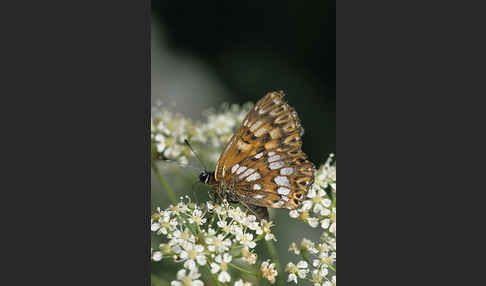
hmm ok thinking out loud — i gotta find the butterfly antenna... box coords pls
[184,139,208,171]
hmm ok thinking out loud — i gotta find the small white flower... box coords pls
[206,201,214,210]
[261,260,278,284]
[210,253,232,283]
[234,279,252,286]
[288,273,298,283]
[155,213,178,235]
[206,234,232,253]
[208,113,236,135]
[152,251,162,262]
[286,260,309,283]
[179,243,207,270]
[288,242,300,255]
[302,200,313,211]
[151,222,160,232]
[171,269,204,286]
[289,210,299,218]
[321,218,330,229]
[189,209,207,226]
[217,219,232,233]
[308,217,319,228]
[235,232,256,248]
[329,222,336,234]
[322,198,332,208]
[301,239,318,254]
[320,208,331,216]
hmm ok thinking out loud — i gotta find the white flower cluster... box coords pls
[151,197,277,285]
[285,155,336,286]
[286,235,336,286]
[151,102,253,164]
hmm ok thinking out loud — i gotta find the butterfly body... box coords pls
[201,91,315,219]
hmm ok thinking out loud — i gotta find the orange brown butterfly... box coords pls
[196,91,315,220]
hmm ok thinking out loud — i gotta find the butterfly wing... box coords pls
[214,91,315,209]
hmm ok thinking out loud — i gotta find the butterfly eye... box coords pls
[199,172,210,184]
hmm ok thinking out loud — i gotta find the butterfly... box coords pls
[199,91,315,220]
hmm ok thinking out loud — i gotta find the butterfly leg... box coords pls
[209,189,235,205]
[239,200,269,221]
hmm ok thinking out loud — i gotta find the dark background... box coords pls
[152,0,336,165]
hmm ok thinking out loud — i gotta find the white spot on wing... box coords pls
[246,172,261,182]
[268,151,275,156]
[281,196,289,201]
[254,152,264,159]
[231,164,240,174]
[280,167,294,175]
[239,168,255,180]
[236,166,247,175]
[253,184,262,190]
[277,187,290,195]
[254,194,265,199]
[268,155,280,162]
[269,161,284,170]
[274,176,290,187]
[250,120,263,132]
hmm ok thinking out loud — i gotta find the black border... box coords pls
[338,0,486,284]
[4,0,151,284]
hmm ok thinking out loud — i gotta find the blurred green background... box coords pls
[151,1,335,284]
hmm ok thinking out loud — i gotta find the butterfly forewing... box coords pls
[214,91,315,209]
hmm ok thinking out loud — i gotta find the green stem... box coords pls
[265,239,284,286]
[205,264,223,286]
[151,162,177,204]
[301,250,312,266]
[331,191,336,208]
[229,263,258,276]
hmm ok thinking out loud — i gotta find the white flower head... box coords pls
[171,269,203,286]
[189,209,207,226]
[152,251,162,262]
[286,260,309,283]
[210,253,232,283]
[234,279,252,286]
[206,234,232,253]
[179,243,207,270]
[235,232,256,249]
[261,260,278,284]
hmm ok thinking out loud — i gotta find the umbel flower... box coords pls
[151,197,278,285]
[260,260,278,284]
[171,269,204,286]
[151,102,336,285]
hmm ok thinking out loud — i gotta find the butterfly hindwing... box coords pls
[214,91,315,209]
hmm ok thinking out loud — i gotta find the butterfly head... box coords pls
[199,171,210,184]
[199,170,216,185]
